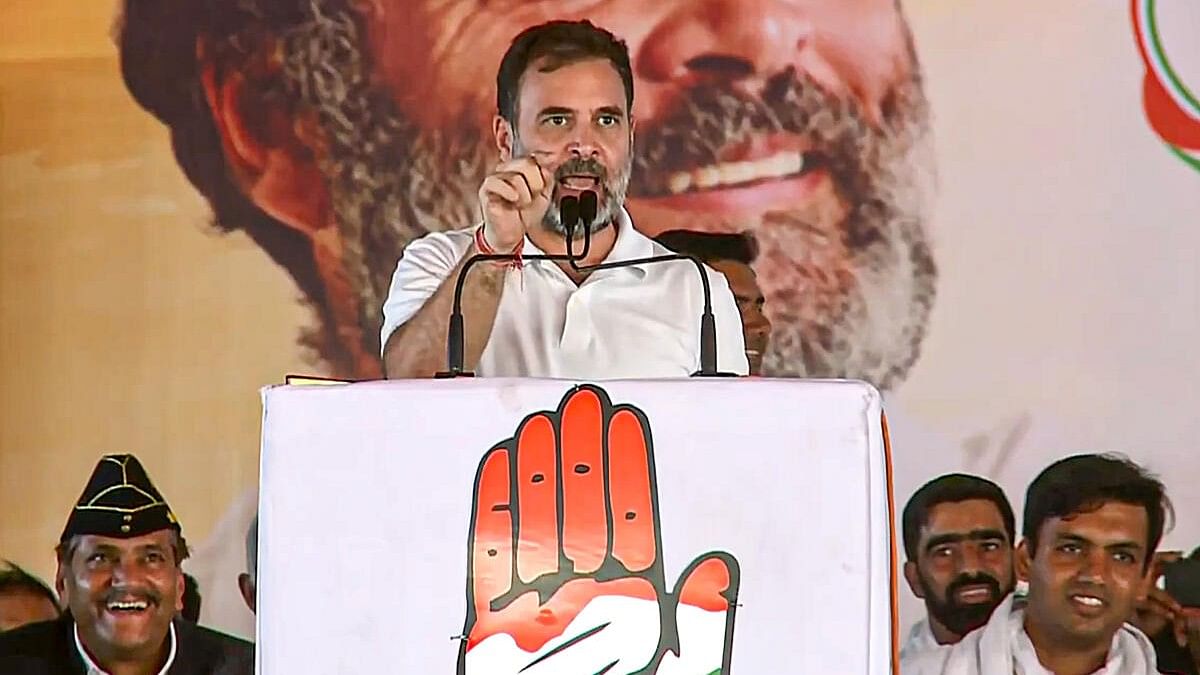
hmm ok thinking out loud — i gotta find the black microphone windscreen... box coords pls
[560,195,580,234]
[580,190,598,226]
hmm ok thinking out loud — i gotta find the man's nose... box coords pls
[567,131,601,161]
[109,556,151,587]
[954,544,986,576]
[636,0,812,89]
[1076,550,1110,583]
[110,558,137,585]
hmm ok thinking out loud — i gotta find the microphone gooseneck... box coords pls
[438,195,588,378]
[438,189,727,378]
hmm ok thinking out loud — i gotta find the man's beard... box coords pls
[919,571,1009,638]
[278,2,935,388]
[535,155,633,237]
[632,68,936,387]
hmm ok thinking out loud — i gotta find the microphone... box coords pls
[437,191,731,378]
[438,195,589,378]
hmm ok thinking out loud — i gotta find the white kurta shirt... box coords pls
[74,621,177,675]
[380,208,749,379]
[901,617,941,663]
[901,596,1159,675]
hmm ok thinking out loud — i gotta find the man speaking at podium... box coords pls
[380,21,747,379]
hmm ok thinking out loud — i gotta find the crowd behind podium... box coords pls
[899,455,1200,675]
[2,451,1197,674]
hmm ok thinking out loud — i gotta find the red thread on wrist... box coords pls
[475,225,523,269]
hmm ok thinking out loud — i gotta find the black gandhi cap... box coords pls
[59,454,181,542]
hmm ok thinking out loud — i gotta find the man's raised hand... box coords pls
[479,157,554,251]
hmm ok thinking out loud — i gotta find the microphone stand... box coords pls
[436,191,733,378]
[562,192,728,377]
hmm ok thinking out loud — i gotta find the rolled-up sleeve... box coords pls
[379,229,473,354]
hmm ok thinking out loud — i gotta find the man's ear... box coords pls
[197,37,331,237]
[238,573,257,613]
[494,114,514,162]
[174,571,186,613]
[903,561,925,599]
[55,562,68,603]
[1137,551,1160,603]
[1016,539,1032,583]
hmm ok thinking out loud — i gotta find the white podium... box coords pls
[258,378,898,673]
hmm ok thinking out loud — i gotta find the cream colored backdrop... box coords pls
[0,0,308,637]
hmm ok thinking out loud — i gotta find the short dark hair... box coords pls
[181,574,202,622]
[902,473,1016,562]
[0,561,60,615]
[654,231,760,266]
[496,20,634,125]
[1023,454,1172,571]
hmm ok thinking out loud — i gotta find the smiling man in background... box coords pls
[120,0,935,387]
[905,454,1171,675]
[0,455,252,674]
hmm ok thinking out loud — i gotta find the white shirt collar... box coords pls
[522,207,654,277]
[74,620,177,675]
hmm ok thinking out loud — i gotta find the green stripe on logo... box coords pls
[1147,0,1200,116]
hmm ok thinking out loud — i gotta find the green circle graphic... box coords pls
[1147,0,1200,116]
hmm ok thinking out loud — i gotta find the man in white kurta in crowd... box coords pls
[380,20,746,379]
[901,474,1017,662]
[904,454,1169,675]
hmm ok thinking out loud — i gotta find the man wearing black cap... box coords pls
[0,454,253,674]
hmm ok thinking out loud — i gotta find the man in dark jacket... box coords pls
[0,454,253,674]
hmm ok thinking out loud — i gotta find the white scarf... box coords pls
[902,618,942,663]
[902,596,1159,675]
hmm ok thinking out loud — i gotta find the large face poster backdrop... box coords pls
[1,0,1198,642]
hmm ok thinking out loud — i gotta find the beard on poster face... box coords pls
[277,9,934,388]
[920,571,1009,637]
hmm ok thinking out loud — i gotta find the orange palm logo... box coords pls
[459,385,740,674]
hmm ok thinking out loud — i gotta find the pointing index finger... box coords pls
[538,164,554,198]
[497,157,547,201]
[527,152,556,197]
